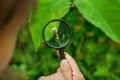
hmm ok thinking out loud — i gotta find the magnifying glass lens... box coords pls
[44,21,71,48]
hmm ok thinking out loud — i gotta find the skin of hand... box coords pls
[39,52,85,80]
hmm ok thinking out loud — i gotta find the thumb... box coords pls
[60,59,72,80]
[64,52,85,80]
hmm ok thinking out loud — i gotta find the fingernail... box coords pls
[61,59,68,66]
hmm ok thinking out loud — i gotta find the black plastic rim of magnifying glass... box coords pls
[42,19,72,49]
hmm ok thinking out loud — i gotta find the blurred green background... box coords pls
[10,7,120,80]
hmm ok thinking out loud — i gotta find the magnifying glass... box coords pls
[42,19,72,60]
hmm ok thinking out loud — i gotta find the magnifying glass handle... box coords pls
[59,48,65,60]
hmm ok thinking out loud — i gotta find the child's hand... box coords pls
[39,52,85,80]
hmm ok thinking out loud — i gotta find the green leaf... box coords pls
[29,0,71,51]
[74,0,120,44]
[94,65,109,76]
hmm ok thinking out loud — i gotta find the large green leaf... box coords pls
[74,0,120,44]
[29,0,71,51]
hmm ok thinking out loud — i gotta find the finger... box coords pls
[38,67,64,80]
[38,75,56,80]
[38,73,65,80]
[56,51,85,80]
[38,76,46,80]
[60,59,72,80]
[57,67,61,72]
[56,51,80,74]
[64,52,85,80]
[65,52,80,73]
